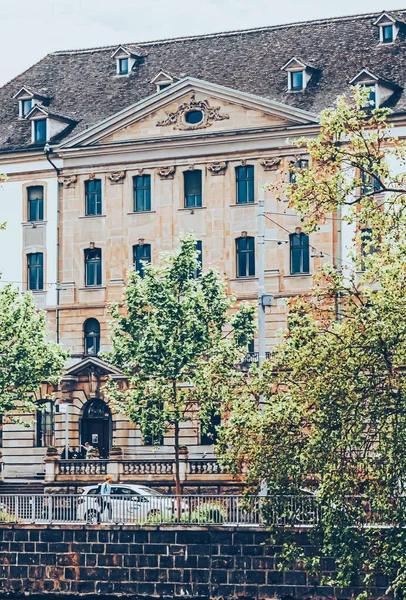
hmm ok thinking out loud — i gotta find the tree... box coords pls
[0,285,67,415]
[218,89,406,596]
[105,234,255,497]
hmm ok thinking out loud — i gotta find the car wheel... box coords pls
[85,509,100,524]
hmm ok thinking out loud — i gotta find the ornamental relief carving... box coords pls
[156,95,229,130]
[58,175,77,188]
[207,161,228,176]
[156,166,176,179]
[107,171,126,184]
[260,157,282,171]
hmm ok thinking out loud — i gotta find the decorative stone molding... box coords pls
[260,157,282,171]
[156,166,176,179]
[107,171,126,184]
[207,161,228,176]
[88,173,96,180]
[157,95,229,130]
[58,175,77,188]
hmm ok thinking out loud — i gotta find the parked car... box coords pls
[77,484,187,523]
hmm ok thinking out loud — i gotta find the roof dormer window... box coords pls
[150,71,177,92]
[118,57,129,75]
[25,104,76,145]
[373,13,400,45]
[111,45,144,76]
[382,24,394,43]
[281,57,317,92]
[21,99,33,117]
[13,87,46,119]
[350,69,400,109]
[290,71,304,91]
[33,119,47,144]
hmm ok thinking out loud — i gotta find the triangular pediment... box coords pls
[59,78,318,149]
[64,356,126,379]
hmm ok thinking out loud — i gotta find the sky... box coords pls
[0,0,397,86]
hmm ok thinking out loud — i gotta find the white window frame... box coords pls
[31,118,48,144]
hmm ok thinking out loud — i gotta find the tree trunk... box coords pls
[172,382,182,520]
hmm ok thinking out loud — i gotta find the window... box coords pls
[236,166,255,204]
[194,240,202,278]
[361,228,377,270]
[361,171,381,195]
[21,99,33,117]
[133,243,151,278]
[236,236,255,278]
[27,252,44,291]
[289,159,309,184]
[33,119,46,143]
[200,412,221,445]
[36,401,54,448]
[133,175,151,212]
[84,318,100,355]
[27,186,44,222]
[290,71,304,90]
[382,24,394,43]
[184,170,202,208]
[363,85,377,109]
[185,110,204,125]
[143,431,164,446]
[85,248,102,286]
[85,179,102,216]
[290,232,310,274]
[158,83,171,91]
[118,57,129,74]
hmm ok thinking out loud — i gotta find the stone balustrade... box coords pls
[45,457,231,485]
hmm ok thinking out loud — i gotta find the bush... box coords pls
[188,502,226,524]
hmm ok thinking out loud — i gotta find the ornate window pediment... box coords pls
[157,95,229,130]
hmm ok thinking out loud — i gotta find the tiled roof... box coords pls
[1,9,406,153]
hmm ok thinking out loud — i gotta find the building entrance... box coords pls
[80,399,112,458]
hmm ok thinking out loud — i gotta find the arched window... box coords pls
[236,236,255,277]
[84,318,100,355]
[290,231,310,274]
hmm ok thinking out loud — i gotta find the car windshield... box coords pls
[136,487,163,496]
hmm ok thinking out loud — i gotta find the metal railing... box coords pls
[0,494,322,527]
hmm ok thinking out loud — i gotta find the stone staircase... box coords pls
[0,480,45,495]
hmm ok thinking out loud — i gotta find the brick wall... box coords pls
[0,525,389,599]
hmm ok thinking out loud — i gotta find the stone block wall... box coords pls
[0,525,389,599]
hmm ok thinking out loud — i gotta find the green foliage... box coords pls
[105,234,255,492]
[219,89,406,597]
[0,285,67,415]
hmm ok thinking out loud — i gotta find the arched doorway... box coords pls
[80,399,112,458]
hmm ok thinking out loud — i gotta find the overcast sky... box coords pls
[0,0,394,86]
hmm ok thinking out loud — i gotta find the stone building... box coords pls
[0,10,405,484]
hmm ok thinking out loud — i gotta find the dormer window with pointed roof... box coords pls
[150,71,177,92]
[13,87,47,118]
[281,58,317,92]
[373,12,401,44]
[111,45,146,76]
[350,69,400,108]
[25,105,76,145]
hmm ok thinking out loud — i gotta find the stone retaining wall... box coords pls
[0,525,389,599]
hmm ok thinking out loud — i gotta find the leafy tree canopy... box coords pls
[0,285,68,415]
[105,234,255,494]
[218,89,406,596]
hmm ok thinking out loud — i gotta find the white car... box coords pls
[77,484,187,523]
